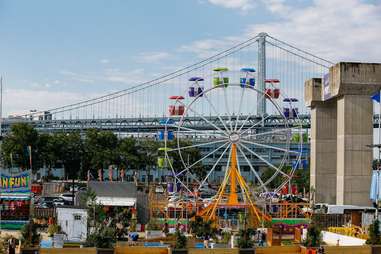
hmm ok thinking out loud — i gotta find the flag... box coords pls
[372,92,380,102]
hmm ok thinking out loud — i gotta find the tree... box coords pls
[237,228,255,248]
[174,229,187,249]
[190,216,214,239]
[303,222,322,248]
[367,219,381,245]
[1,123,39,171]
[20,220,40,247]
[84,129,118,177]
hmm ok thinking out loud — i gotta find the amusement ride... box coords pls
[156,66,305,229]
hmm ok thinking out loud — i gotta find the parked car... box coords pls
[60,193,75,202]
[36,197,66,208]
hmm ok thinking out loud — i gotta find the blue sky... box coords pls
[1,0,381,115]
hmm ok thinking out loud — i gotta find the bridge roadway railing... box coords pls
[2,114,381,134]
[2,114,311,134]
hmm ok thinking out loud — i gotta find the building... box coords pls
[56,207,87,242]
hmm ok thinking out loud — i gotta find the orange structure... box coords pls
[197,144,271,227]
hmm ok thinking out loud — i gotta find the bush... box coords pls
[237,229,255,249]
[47,224,61,237]
[303,222,322,248]
[174,229,187,249]
[85,224,115,248]
[367,219,381,245]
[20,220,41,247]
[190,216,215,239]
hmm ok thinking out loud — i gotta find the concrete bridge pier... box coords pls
[305,62,381,206]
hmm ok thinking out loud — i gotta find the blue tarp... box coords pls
[370,170,381,201]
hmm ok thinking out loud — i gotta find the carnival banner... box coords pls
[0,171,31,193]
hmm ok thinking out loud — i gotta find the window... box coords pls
[74,214,82,220]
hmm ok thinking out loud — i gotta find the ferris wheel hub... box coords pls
[228,133,240,143]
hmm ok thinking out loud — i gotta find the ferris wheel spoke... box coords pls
[241,128,291,139]
[197,144,231,191]
[240,139,299,154]
[177,100,229,136]
[169,124,225,138]
[236,145,269,193]
[234,87,245,132]
[237,92,266,133]
[239,143,289,178]
[223,86,233,131]
[167,139,228,153]
[238,114,272,136]
[165,153,195,193]
[175,141,229,177]
[197,87,231,134]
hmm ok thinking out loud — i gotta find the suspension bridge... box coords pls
[1,33,334,135]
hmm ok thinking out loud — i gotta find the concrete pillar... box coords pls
[329,62,381,206]
[336,95,373,205]
[305,78,337,204]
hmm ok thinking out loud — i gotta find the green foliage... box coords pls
[237,229,255,249]
[85,224,116,248]
[303,222,322,247]
[1,125,207,180]
[190,216,215,239]
[367,219,381,245]
[47,224,61,237]
[146,218,161,230]
[174,229,187,249]
[1,123,39,171]
[166,140,205,178]
[20,220,40,247]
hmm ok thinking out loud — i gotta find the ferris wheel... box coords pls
[162,67,304,203]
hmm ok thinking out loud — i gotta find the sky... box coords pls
[1,0,381,115]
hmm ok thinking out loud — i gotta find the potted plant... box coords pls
[172,229,188,254]
[20,220,41,254]
[237,228,256,254]
[301,222,322,254]
[366,219,381,253]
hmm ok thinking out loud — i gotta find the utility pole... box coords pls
[257,33,267,116]
[0,76,2,139]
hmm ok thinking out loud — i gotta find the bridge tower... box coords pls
[305,62,381,206]
[257,32,267,116]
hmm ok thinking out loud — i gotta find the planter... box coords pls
[239,248,255,254]
[373,245,381,254]
[300,246,317,254]
[97,248,114,254]
[172,249,188,254]
[20,248,39,254]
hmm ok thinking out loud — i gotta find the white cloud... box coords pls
[3,88,98,116]
[136,51,171,63]
[206,0,255,11]
[60,68,149,85]
[179,36,240,58]
[190,0,381,63]
[246,0,381,62]
[100,59,110,64]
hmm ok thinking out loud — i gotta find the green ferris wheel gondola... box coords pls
[213,67,229,87]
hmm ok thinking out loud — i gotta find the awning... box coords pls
[0,193,31,200]
[95,196,136,207]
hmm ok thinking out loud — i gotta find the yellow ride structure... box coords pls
[197,144,271,227]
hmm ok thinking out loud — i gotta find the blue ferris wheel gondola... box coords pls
[240,67,256,88]
[157,130,174,141]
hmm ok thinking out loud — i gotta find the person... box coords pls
[204,234,209,248]
[8,237,16,254]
